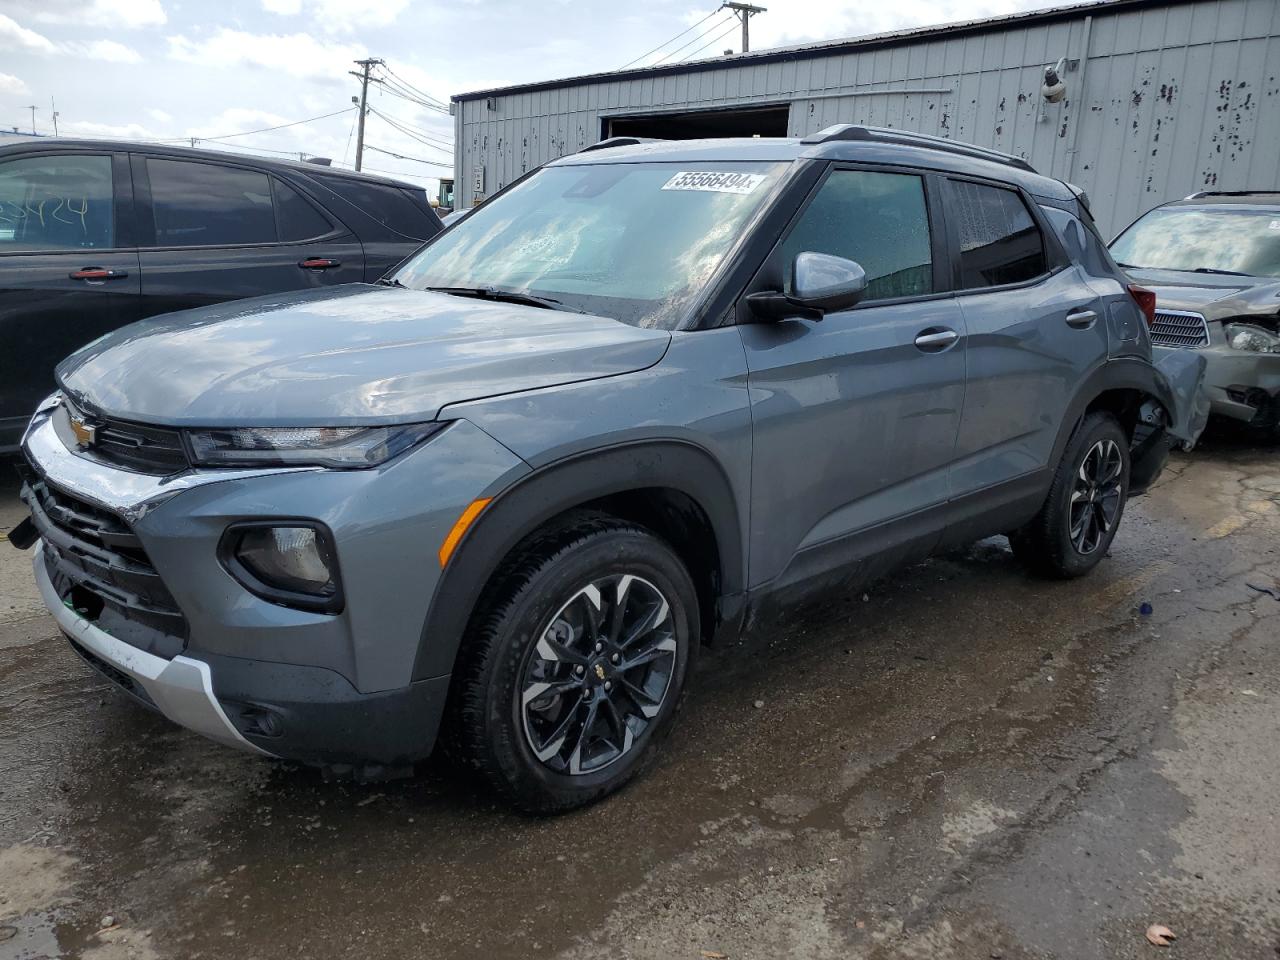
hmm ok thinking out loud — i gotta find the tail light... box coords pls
[1128,284,1156,327]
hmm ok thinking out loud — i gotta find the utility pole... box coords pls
[26,104,37,135]
[50,97,59,137]
[720,3,766,53]
[349,57,383,172]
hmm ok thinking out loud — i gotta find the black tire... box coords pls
[444,512,698,813]
[1010,412,1130,579]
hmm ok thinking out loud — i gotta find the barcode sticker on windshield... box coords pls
[662,171,768,195]
[1270,220,1280,230]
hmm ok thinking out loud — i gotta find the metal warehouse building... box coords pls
[450,0,1280,236]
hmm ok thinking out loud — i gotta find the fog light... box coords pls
[222,523,342,612]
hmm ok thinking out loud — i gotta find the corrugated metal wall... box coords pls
[454,0,1280,236]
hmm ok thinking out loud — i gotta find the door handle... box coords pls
[298,257,341,270]
[914,328,959,352]
[1066,308,1098,329]
[69,267,128,281]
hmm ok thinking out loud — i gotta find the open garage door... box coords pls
[605,105,789,140]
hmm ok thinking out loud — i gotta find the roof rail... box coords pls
[1183,189,1280,200]
[578,136,665,153]
[800,124,1036,173]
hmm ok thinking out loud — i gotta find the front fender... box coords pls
[411,439,747,681]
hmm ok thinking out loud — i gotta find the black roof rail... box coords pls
[800,124,1036,173]
[1183,189,1280,200]
[578,136,665,153]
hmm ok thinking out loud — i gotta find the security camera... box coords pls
[1042,58,1067,103]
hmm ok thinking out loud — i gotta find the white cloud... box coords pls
[167,28,367,82]
[4,0,166,29]
[258,0,410,33]
[65,39,143,63]
[147,108,173,123]
[0,13,56,52]
[0,72,30,96]
[746,0,1055,49]
[60,119,163,139]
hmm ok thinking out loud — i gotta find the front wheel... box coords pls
[445,514,698,813]
[1010,412,1130,579]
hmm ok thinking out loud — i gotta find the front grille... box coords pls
[61,398,189,475]
[22,473,187,657]
[1150,309,1210,348]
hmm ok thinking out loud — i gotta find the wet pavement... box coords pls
[1,434,1277,960]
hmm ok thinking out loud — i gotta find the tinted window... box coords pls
[148,159,275,247]
[780,170,933,301]
[315,176,438,239]
[0,154,114,251]
[275,178,333,241]
[948,180,1047,288]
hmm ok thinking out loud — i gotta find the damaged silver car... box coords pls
[1112,190,1280,439]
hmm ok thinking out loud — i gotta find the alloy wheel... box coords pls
[520,574,677,775]
[1068,438,1124,555]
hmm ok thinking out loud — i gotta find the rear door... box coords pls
[0,149,141,449]
[943,176,1109,500]
[133,155,364,315]
[739,165,967,588]
[306,174,441,280]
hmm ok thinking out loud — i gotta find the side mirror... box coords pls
[746,252,868,321]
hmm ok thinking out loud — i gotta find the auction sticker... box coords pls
[662,171,768,194]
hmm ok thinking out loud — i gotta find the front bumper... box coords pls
[33,542,270,756]
[18,398,528,766]
[1170,344,1280,424]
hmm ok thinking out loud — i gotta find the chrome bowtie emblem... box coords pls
[69,414,98,449]
[594,663,606,681]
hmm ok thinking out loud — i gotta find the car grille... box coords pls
[62,397,190,475]
[1149,309,1210,348]
[21,470,187,657]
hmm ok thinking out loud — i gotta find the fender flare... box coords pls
[1048,357,1176,468]
[411,439,746,680]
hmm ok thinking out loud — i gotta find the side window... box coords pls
[147,158,275,247]
[274,178,333,242]
[947,180,1048,288]
[780,170,933,301]
[314,175,440,239]
[0,154,114,251]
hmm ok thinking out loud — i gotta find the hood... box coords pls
[1126,268,1280,319]
[58,285,671,427]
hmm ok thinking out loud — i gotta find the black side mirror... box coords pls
[746,252,868,322]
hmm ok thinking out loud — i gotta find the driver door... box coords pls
[737,166,967,590]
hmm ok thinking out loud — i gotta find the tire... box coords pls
[1009,412,1130,579]
[444,512,699,813]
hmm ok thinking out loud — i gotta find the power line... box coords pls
[651,14,736,65]
[619,9,721,69]
[680,19,742,61]
[373,77,451,115]
[379,63,450,111]
[167,107,356,143]
[368,107,453,152]
[364,143,452,169]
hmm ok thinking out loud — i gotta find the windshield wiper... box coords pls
[1190,267,1251,276]
[422,285,582,312]
[375,276,406,287]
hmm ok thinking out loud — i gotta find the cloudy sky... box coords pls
[0,0,1059,198]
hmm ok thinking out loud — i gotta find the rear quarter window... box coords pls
[947,180,1048,288]
[312,176,440,240]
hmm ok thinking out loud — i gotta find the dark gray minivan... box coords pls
[0,137,441,453]
[13,126,1202,811]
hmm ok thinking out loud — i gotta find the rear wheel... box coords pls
[1010,412,1130,579]
[445,514,698,813]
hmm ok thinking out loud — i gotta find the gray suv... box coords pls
[12,126,1201,812]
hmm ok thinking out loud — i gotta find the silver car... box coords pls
[11,126,1202,811]
[1111,190,1280,438]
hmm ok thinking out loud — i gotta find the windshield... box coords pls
[1110,206,1280,278]
[393,161,788,329]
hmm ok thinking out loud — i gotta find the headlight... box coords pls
[1225,323,1280,353]
[220,523,342,611]
[186,422,446,468]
